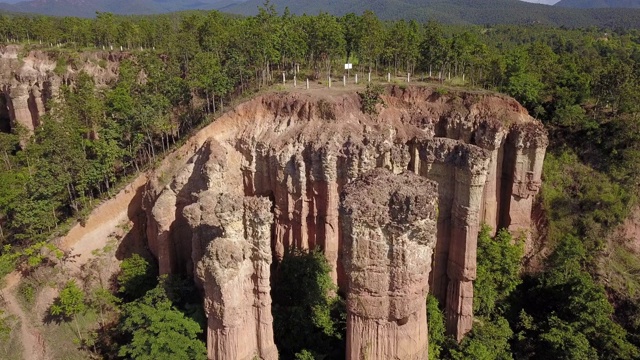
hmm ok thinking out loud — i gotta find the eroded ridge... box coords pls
[143,86,548,357]
[0,45,123,134]
[341,168,438,360]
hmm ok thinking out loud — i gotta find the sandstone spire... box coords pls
[341,169,438,360]
[194,194,278,360]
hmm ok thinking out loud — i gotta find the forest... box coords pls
[1,4,640,359]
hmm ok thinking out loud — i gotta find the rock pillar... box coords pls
[310,148,340,284]
[6,81,34,133]
[411,138,490,340]
[446,152,490,340]
[196,195,277,360]
[474,125,507,235]
[342,169,438,360]
[501,123,548,241]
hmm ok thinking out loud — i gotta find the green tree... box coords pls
[515,235,639,359]
[427,295,446,360]
[88,287,121,327]
[117,254,157,301]
[118,285,206,360]
[94,12,117,47]
[50,280,86,340]
[420,21,448,78]
[188,52,229,114]
[356,11,384,73]
[294,349,316,360]
[272,249,345,359]
[538,317,598,360]
[450,316,514,360]
[474,226,523,317]
[304,13,345,78]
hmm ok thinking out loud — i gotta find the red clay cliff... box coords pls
[142,85,548,357]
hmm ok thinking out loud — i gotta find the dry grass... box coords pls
[0,313,22,360]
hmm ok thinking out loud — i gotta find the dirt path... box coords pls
[1,272,48,360]
[59,174,147,272]
[0,173,149,360]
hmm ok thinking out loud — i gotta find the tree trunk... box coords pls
[74,315,83,341]
[205,89,210,114]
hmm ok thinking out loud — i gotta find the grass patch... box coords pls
[541,150,630,253]
[16,281,35,308]
[606,242,640,298]
[41,309,99,360]
[446,76,468,87]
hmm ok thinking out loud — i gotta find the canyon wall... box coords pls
[0,45,123,134]
[142,86,548,357]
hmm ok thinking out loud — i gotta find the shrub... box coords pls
[117,254,157,301]
[357,84,385,115]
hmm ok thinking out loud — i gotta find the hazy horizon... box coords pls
[0,0,563,4]
[520,0,561,4]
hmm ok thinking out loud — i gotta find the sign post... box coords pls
[344,63,352,80]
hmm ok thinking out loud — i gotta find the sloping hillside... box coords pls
[2,0,640,27]
[220,0,640,27]
[0,0,239,17]
[555,0,640,8]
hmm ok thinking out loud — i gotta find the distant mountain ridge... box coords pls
[555,0,640,8]
[0,0,240,17]
[1,0,640,29]
[221,0,640,27]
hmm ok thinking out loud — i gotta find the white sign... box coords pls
[344,63,353,70]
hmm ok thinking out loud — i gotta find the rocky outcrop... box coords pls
[142,86,548,357]
[0,45,124,134]
[193,194,277,360]
[160,138,278,360]
[341,169,438,360]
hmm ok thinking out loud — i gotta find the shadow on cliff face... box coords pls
[27,90,40,129]
[115,182,150,261]
[0,93,10,133]
[170,144,215,277]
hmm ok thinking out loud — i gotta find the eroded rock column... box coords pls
[310,148,341,284]
[196,194,277,360]
[411,138,490,340]
[501,123,548,240]
[6,81,33,133]
[474,125,507,235]
[446,151,490,340]
[341,169,438,360]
